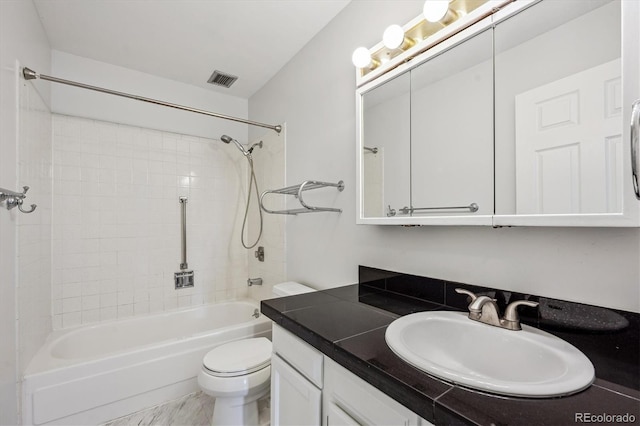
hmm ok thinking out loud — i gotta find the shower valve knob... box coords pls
[254,246,265,262]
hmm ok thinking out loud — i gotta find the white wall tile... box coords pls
[16,78,53,388]
[52,115,251,328]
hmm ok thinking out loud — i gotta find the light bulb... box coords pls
[352,47,372,68]
[423,0,450,22]
[383,24,405,50]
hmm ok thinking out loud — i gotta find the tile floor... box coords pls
[102,391,270,426]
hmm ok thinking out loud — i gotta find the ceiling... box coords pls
[33,0,351,99]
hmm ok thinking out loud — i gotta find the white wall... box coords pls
[0,1,51,423]
[249,0,640,312]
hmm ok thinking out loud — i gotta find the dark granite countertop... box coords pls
[261,268,640,426]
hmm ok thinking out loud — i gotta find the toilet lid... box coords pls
[203,337,272,377]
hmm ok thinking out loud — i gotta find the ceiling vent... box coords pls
[207,70,238,88]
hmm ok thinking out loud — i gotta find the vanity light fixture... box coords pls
[382,24,415,50]
[423,0,452,23]
[352,0,508,86]
[352,46,379,69]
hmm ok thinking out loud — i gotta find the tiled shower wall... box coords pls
[52,115,250,329]
[17,74,52,376]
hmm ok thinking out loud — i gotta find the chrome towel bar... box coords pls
[397,203,479,215]
[260,180,344,215]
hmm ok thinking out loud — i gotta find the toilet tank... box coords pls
[272,281,315,297]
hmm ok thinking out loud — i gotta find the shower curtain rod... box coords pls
[22,67,282,134]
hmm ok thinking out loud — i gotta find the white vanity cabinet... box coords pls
[271,324,432,426]
[271,325,323,426]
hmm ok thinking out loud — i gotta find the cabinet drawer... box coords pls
[324,357,425,426]
[273,324,323,388]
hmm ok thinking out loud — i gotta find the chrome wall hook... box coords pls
[18,201,37,214]
[0,185,37,214]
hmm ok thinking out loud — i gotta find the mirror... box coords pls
[360,29,493,220]
[362,73,410,218]
[495,0,622,215]
[358,0,634,225]
[410,29,493,217]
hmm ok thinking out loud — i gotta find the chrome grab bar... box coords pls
[174,196,194,289]
[631,99,640,199]
[398,203,479,215]
[179,197,188,269]
[0,186,37,214]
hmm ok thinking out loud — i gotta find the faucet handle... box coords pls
[503,300,539,330]
[455,288,478,302]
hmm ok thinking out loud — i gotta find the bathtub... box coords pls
[22,300,271,425]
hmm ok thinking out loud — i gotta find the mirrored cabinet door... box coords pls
[494,0,640,226]
[361,72,411,219]
[356,0,639,226]
[410,29,493,217]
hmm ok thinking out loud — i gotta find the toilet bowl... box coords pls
[198,282,315,425]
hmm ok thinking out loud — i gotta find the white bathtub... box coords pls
[22,300,271,425]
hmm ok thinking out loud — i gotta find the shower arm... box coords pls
[22,67,282,134]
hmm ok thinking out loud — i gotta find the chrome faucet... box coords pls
[455,288,538,331]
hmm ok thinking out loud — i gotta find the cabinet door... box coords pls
[325,402,361,426]
[493,0,640,226]
[271,354,321,426]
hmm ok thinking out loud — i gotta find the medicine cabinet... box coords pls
[356,0,640,227]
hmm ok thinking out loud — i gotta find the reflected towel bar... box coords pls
[399,203,479,215]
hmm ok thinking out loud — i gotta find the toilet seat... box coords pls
[202,337,272,377]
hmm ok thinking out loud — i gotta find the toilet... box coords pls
[198,282,315,425]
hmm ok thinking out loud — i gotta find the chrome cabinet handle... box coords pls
[632,99,640,200]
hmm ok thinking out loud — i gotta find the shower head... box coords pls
[220,134,249,157]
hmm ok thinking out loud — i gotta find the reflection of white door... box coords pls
[515,59,622,214]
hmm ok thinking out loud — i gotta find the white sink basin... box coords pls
[385,311,595,398]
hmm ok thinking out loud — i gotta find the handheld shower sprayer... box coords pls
[220,134,250,157]
[219,134,264,249]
